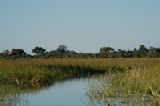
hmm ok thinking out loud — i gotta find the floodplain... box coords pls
[0,58,160,105]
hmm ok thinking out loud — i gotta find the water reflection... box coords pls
[0,75,154,106]
[1,76,99,106]
[87,75,155,106]
[25,76,96,106]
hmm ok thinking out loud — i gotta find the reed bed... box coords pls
[0,58,159,85]
[88,58,160,105]
[0,58,108,85]
[1,58,160,105]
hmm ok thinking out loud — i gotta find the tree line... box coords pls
[0,45,160,59]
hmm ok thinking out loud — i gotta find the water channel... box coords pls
[25,77,95,106]
[1,75,152,106]
[1,76,101,106]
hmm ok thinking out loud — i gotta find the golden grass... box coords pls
[0,58,160,85]
[1,58,160,105]
[87,58,160,105]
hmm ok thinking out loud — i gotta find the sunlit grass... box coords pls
[0,58,159,85]
[1,58,160,105]
[0,58,109,85]
[88,58,160,105]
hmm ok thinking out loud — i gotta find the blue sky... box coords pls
[1,0,160,54]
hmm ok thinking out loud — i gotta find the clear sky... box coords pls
[1,0,160,54]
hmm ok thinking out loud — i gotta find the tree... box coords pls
[149,46,154,53]
[157,48,160,52]
[0,49,11,58]
[151,48,160,58]
[116,49,123,58]
[3,49,10,54]
[32,46,46,55]
[100,47,114,54]
[11,49,24,57]
[99,47,115,58]
[124,49,133,58]
[56,45,67,53]
[138,45,148,58]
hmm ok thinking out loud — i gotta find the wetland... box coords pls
[0,58,160,106]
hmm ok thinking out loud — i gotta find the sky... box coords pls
[0,0,160,54]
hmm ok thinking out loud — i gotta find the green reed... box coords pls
[88,58,160,105]
[0,58,108,85]
[1,58,160,85]
[1,58,160,105]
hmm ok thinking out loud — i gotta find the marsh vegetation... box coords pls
[0,58,160,105]
[87,58,160,105]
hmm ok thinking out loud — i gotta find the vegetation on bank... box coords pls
[1,58,160,105]
[0,58,106,85]
[0,58,144,85]
[0,58,159,84]
[88,58,160,105]
[1,45,160,59]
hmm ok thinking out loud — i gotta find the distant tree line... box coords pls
[0,45,160,59]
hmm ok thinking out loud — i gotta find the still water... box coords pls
[15,76,100,106]
[1,76,152,106]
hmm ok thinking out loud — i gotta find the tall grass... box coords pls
[88,58,160,105]
[1,58,160,105]
[0,58,107,85]
[1,58,159,85]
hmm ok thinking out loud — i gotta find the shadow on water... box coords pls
[0,70,152,106]
[1,73,153,106]
[0,75,100,106]
[0,75,150,106]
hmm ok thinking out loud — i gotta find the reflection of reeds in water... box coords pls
[0,82,52,106]
[88,76,154,106]
[1,58,160,105]
[88,59,160,106]
[0,94,28,106]
[0,84,28,106]
[0,76,79,106]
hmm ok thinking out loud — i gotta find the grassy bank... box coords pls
[0,58,107,85]
[1,58,159,85]
[1,58,160,105]
[88,58,160,105]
